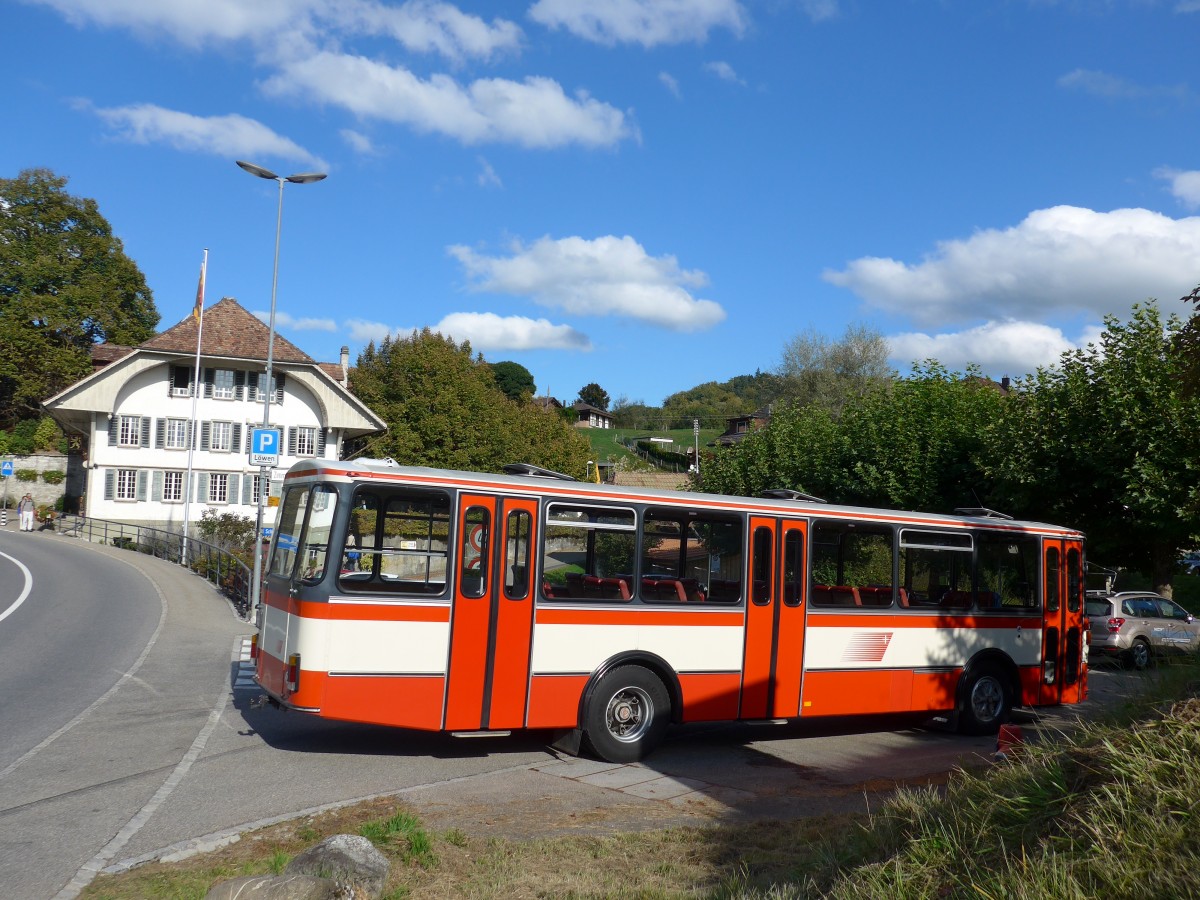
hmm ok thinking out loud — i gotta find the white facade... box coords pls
[84,360,343,528]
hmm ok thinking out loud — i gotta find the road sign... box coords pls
[0,460,12,478]
[250,427,281,467]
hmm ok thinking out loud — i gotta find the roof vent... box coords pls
[761,488,826,503]
[503,463,578,482]
[953,507,1012,520]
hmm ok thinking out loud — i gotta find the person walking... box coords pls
[17,492,35,532]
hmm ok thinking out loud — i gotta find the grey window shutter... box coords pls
[248,372,259,400]
[317,428,327,457]
[140,417,151,448]
[204,368,215,398]
[104,470,115,500]
[197,472,209,502]
[187,421,195,449]
[201,422,211,451]
[275,373,285,405]
[287,427,297,455]
[228,474,241,503]
[234,370,245,401]
[168,366,176,396]
[242,474,253,505]
[152,470,163,501]
[136,470,148,501]
[231,423,242,454]
[155,418,166,449]
[108,416,119,445]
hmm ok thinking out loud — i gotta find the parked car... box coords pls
[1086,591,1200,669]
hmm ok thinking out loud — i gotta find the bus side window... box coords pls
[460,507,490,598]
[504,510,532,600]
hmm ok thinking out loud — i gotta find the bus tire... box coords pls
[956,665,1011,735]
[584,665,670,763]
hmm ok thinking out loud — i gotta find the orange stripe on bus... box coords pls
[806,613,1041,629]
[535,607,743,626]
[526,674,588,728]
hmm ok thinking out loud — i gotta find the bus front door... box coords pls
[1041,539,1086,705]
[444,495,537,731]
[741,517,807,719]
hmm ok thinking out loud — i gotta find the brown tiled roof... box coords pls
[318,362,346,383]
[91,344,135,369]
[140,297,314,363]
[611,472,691,490]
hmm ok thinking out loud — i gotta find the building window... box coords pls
[116,468,138,501]
[295,426,317,457]
[171,367,193,397]
[165,418,189,450]
[250,473,267,506]
[118,416,144,447]
[213,369,236,400]
[210,421,233,452]
[163,471,183,502]
[208,473,229,504]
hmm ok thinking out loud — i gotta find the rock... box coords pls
[284,834,390,898]
[203,873,349,899]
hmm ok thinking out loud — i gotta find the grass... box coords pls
[81,659,1200,899]
[589,427,722,468]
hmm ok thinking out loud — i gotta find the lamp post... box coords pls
[237,160,326,621]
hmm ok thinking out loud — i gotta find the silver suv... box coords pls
[1086,591,1200,670]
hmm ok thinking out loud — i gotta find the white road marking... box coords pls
[0,549,33,625]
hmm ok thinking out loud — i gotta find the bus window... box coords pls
[1066,547,1082,613]
[640,508,742,604]
[298,485,339,583]
[900,530,972,609]
[459,506,490,598]
[810,521,894,608]
[782,529,804,607]
[541,504,635,602]
[751,526,773,606]
[976,532,1038,610]
[504,510,532,600]
[270,486,307,578]
[339,489,451,595]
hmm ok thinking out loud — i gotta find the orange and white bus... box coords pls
[253,458,1087,762]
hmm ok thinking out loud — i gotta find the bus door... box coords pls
[741,517,808,719]
[1041,539,1085,705]
[444,495,538,731]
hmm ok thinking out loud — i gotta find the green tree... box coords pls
[0,169,159,425]
[610,395,661,430]
[776,322,893,415]
[350,329,591,475]
[578,382,610,411]
[1175,283,1200,398]
[989,303,1200,596]
[490,360,536,401]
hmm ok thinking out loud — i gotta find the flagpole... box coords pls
[181,249,207,566]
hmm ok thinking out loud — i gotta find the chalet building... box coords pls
[44,298,385,529]
[573,401,613,429]
[711,406,771,447]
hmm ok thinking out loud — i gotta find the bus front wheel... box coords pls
[584,665,670,763]
[956,666,1011,735]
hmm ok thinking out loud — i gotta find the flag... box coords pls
[193,256,206,321]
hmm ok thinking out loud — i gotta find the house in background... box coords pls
[711,406,771,447]
[573,401,613,429]
[44,298,385,529]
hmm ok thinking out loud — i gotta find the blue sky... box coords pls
[8,0,1200,408]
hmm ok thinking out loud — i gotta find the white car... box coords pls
[1086,591,1200,670]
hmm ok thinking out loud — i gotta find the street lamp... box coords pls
[237,160,326,621]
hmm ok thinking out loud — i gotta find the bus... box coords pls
[252,458,1087,763]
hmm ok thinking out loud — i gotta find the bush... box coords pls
[15,469,37,482]
[41,470,64,484]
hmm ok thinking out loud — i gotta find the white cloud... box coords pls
[263,52,634,149]
[252,310,338,331]
[343,313,589,350]
[887,320,1100,378]
[1058,68,1188,103]
[1154,167,1200,210]
[799,0,839,22]
[704,60,745,85]
[659,71,681,98]
[477,156,502,188]
[528,0,746,47]
[340,128,378,155]
[88,103,326,167]
[448,235,726,332]
[824,205,1200,327]
[430,312,590,350]
[29,0,522,62]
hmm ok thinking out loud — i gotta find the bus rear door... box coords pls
[1041,539,1086,705]
[741,517,807,719]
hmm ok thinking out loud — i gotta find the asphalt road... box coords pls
[0,524,1137,899]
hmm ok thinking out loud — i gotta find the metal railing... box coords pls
[52,514,253,618]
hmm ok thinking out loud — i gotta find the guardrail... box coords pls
[51,514,252,619]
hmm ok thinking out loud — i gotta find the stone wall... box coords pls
[1,453,74,510]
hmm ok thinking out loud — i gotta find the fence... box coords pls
[52,514,253,618]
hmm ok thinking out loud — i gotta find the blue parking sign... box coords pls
[250,428,281,466]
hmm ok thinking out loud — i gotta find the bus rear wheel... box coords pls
[584,665,670,763]
[957,666,1011,735]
